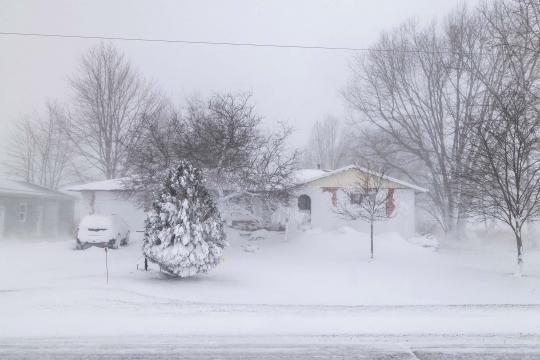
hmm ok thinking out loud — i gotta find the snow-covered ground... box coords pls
[1,227,540,338]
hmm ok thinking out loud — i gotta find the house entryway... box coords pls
[298,195,311,225]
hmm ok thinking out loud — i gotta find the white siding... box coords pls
[297,187,416,239]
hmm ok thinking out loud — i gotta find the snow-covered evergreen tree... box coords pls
[142,161,228,277]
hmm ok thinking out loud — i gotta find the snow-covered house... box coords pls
[0,179,76,239]
[295,166,428,239]
[67,178,147,232]
[67,166,427,239]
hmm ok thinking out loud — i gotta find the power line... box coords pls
[0,31,452,54]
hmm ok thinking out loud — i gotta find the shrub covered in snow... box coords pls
[142,161,229,277]
[249,229,269,241]
[271,204,309,242]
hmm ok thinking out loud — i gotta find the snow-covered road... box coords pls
[2,335,540,359]
[3,286,540,337]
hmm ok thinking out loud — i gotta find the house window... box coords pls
[350,192,375,205]
[20,203,27,222]
[350,193,363,205]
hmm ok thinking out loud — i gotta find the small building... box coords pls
[296,166,428,239]
[67,178,147,232]
[0,179,76,239]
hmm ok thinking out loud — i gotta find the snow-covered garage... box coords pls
[67,179,147,232]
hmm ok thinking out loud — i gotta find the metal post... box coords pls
[105,247,109,284]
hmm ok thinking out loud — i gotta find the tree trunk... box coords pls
[370,222,374,259]
[444,208,459,241]
[444,211,454,240]
[284,223,289,242]
[456,216,468,241]
[485,219,496,242]
[526,156,537,249]
[527,220,538,249]
[515,231,524,277]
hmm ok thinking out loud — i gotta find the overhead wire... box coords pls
[0,31,472,55]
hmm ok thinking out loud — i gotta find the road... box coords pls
[2,335,540,359]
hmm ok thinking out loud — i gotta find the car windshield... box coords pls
[80,216,113,230]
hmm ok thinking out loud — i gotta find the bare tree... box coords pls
[462,87,540,276]
[121,103,181,204]
[125,91,300,223]
[65,42,164,180]
[2,116,36,183]
[332,165,397,258]
[303,115,346,170]
[2,101,74,189]
[460,0,540,275]
[487,0,540,249]
[182,92,301,218]
[342,4,492,239]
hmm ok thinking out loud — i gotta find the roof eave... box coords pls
[301,165,429,193]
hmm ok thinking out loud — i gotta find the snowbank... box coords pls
[408,234,439,249]
[249,229,269,240]
[337,226,357,234]
[241,244,259,252]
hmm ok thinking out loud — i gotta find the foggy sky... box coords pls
[0,0,475,162]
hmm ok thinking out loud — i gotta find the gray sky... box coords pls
[0,0,475,152]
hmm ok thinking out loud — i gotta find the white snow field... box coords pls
[1,227,540,339]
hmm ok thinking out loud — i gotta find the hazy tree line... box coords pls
[3,101,74,190]
[1,43,299,220]
[301,115,347,170]
[2,43,164,187]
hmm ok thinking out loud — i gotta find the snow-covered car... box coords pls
[76,215,130,250]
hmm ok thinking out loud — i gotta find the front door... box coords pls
[298,195,312,225]
[35,206,43,236]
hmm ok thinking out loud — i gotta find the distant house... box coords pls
[0,179,76,239]
[295,166,428,239]
[67,178,147,232]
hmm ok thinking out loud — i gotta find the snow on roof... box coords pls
[300,165,429,193]
[66,167,428,193]
[294,169,329,184]
[0,179,75,199]
[66,178,127,192]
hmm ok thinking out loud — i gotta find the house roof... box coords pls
[0,179,76,200]
[67,167,428,193]
[66,178,127,192]
[299,165,429,193]
[295,169,329,183]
